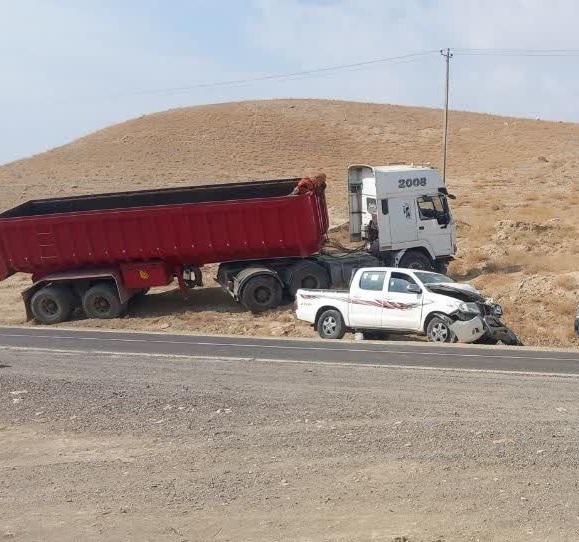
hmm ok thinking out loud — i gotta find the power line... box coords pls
[454,48,579,57]
[117,50,440,99]
[147,55,435,96]
[48,46,579,105]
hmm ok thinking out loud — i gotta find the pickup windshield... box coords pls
[414,272,454,285]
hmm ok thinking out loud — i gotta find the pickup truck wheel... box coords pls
[399,251,433,270]
[241,275,283,312]
[287,261,330,297]
[426,316,456,343]
[31,285,75,325]
[499,329,521,346]
[83,283,124,319]
[317,309,346,340]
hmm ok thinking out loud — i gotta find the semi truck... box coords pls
[348,164,456,271]
[0,165,457,325]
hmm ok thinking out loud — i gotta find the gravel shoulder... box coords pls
[1,348,578,541]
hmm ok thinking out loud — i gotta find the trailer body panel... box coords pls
[0,178,329,281]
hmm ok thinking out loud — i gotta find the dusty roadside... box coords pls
[1,349,578,541]
[1,100,578,347]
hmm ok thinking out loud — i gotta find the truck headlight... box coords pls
[458,302,481,315]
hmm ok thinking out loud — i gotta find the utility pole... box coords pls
[440,48,453,183]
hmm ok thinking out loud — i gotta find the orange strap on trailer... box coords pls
[291,173,327,195]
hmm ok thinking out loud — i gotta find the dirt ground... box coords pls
[1,348,579,541]
[0,99,578,346]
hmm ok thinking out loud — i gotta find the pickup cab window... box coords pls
[359,271,386,291]
[388,272,418,294]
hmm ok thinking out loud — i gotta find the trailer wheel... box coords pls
[83,283,124,319]
[317,309,346,340]
[240,275,283,312]
[31,285,75,325]
[399,250,433,270]
[287,261,330,297]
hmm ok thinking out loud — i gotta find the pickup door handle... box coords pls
[419,226,425,230]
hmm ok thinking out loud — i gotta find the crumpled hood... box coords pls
[426,282,484,302]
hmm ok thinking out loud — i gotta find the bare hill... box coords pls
[1,99,578,346]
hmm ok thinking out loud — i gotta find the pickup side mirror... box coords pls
[407,284,422,294]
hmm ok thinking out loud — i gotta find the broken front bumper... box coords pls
[482,316,512,341]
[450,316,486,343]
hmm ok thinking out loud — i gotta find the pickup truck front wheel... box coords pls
[317,309,346,340]
[426,316,457,343]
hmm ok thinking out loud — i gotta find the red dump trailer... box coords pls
[0,176,375,324]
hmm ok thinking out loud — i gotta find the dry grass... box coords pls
[551,300,578,317]
[556,275,579,291]
[0,99,578,347]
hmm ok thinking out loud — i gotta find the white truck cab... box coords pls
[348,165,457,272]
[295,267,518,344]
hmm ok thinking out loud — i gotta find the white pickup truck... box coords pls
[295,267,518,344]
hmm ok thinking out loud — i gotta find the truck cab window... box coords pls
[388,272,418,294]
[359,271,386,291]
[417,195,449,224]
[381,199,388,215]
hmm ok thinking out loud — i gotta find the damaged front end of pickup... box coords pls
[428,284,521,346]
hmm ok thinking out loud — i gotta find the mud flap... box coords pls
[450,316,486,343]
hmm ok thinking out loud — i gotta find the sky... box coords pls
[1,0,578,165]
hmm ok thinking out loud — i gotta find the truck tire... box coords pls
[317,309,346,339]
[83,283,124,319]
[426,315,457,343]
[287,261,330,297]
[433,260,449,275]
[240,275,283,313]
[399,250,433,270]
[31,285,75,325]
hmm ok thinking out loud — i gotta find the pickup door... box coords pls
[348,270,423,331]
[383,271,423,331]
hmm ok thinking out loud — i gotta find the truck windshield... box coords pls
[414,272,454,285]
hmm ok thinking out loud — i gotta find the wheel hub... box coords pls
[431,322,449,341]
[93,296,111,315]
[322,317,337,335]
[254,286,272,304]
[40,298,58,316]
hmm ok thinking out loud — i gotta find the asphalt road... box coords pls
[0,325,578,375]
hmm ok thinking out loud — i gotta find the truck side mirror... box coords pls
[407,284,422,294]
